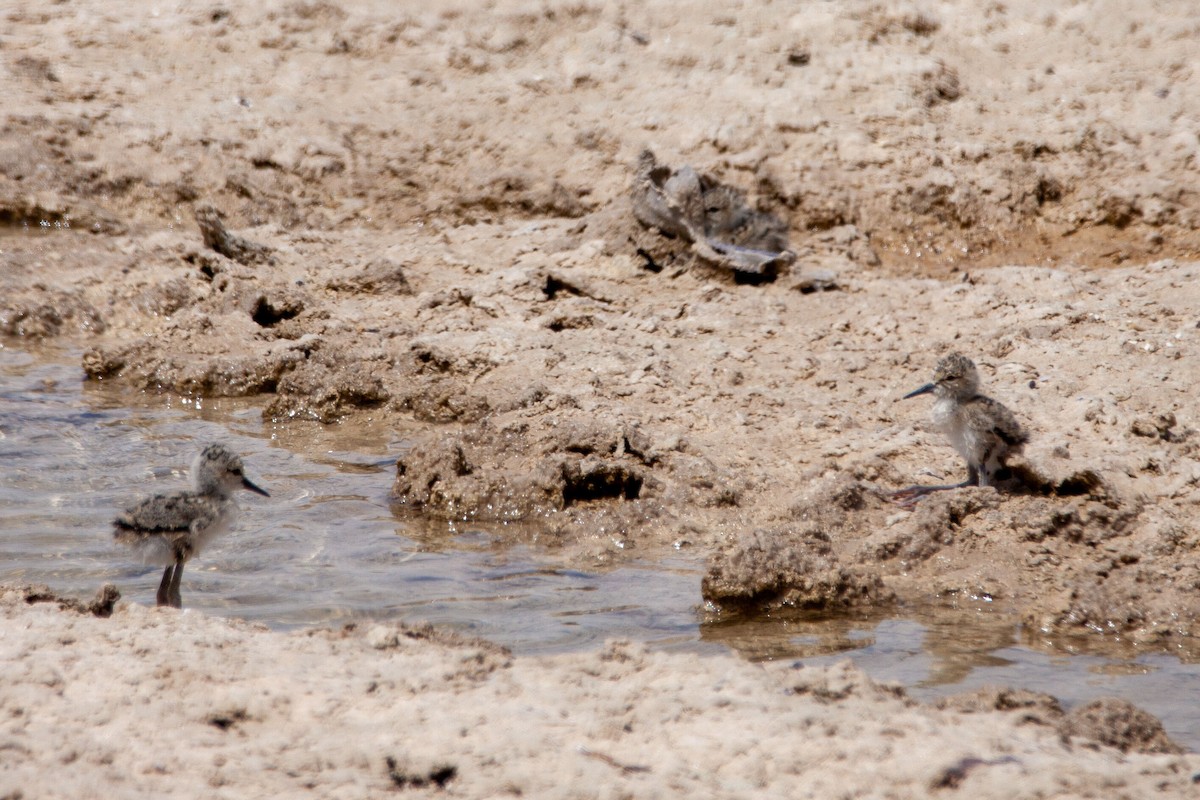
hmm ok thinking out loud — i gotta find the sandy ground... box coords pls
[5,0,1200,794]
[4,586,1198,799]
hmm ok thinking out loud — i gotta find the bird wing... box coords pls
[113,492,220,539]
[975,395,1029,448]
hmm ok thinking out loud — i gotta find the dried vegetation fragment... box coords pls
[385,757,458,790]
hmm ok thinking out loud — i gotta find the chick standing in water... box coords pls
[893,352,1028,505]
[113,443,269,608]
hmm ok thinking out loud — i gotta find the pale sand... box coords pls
[2,588,1197,799]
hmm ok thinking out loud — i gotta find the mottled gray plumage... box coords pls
[894,352,1028,503]
[113,443,268,608]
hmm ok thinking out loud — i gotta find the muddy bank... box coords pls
[26,216,1200,649]
[5,0,1200,648]
[3,587,1197,799]
[5,1,1200,271]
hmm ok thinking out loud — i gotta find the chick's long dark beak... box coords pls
[243,477,270,497]
[901,382,936,401]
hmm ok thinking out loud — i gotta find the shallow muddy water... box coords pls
[0,342,701,651]
[3,342,1199,749]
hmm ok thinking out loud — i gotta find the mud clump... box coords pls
[560,455,643,505]
[85,330,389,421]
[0,289,105,338]
[776,469,1200,648]
[14,583,120,618]
[0,191,125,235]
[1129,411,1183,442]
[136,277,197,318]
[82,336,309,396]
[390,416,746,548]
[325,257,413,294]
[392,421,654,521]
[363,620,512,663]
[395,382,492,424]
[871,489,1002,563]
[1059,698,1184,755]
[938,687,1183,755]
[789,476,881,527]
[390,339,496,424]
[455,170,587,220]
[1045,579,1152,637]
[788,660,910,705]
[249,289,305,329]
[264,351,389,423]
[936,687,1065,727]
[702,527,893,613]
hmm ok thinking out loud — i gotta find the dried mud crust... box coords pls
[4,2,1200,271]
[16,225,1200,650]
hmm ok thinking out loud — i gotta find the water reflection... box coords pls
[700,608,885,661]
[700,604,1022,682]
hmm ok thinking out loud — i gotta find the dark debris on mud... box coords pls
[16,583,121,618]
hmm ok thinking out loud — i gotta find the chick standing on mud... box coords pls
[893,352,1028,505]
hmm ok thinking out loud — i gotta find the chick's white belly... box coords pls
[932,400,985,464]
[191,509,236,555]
[129,507,236,566]
[130,536,178,567]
